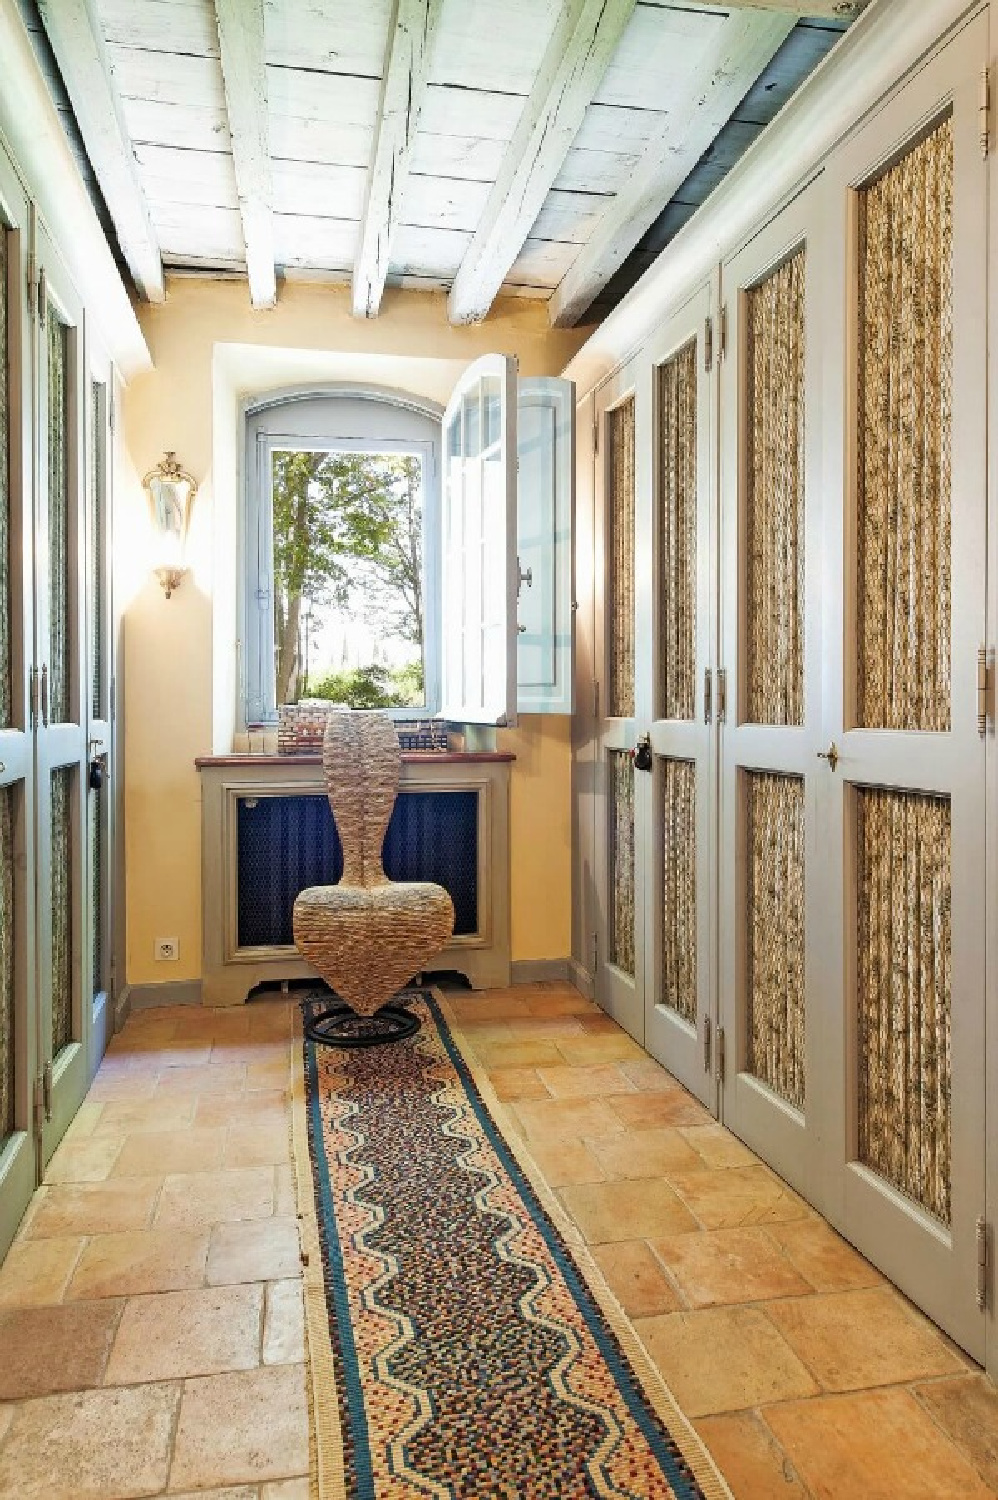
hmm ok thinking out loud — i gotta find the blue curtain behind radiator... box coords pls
[236,791,479,949]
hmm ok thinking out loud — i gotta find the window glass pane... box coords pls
[482,375,501,449]
[462,390,481,459]
[271,450,427,710]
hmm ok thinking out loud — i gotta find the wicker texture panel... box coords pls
[0,789,13,1142]
[608,398,635,719]
[609,750,635,977]
[857,788,951,1224]
[0,227,10,729]
[746,772,806,1111]
[89,382,105,720]
[90,787,104,1002]
[657,341,698,722]
[857,118,953,732]
[48,312,70,726]
[51,767,73,1055]
[660,758,696,1024]
[746,250,806,727]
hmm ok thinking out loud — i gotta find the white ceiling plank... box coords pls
[272,213,359,271]
[36,0,165,300]
[352,0,446,319]
[134,143,239,209]
[645,0,866,14]
[122,95,232,153]
[213,0,277,307]
[108,46,226,108]
[272,159,368,220]
[447,0,636,326]
[428,0,561,93]
[551,9,795,326]
[264,0,393,75]
[100,0,220,56]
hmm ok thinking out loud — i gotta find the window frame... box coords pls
[242,384,443,727]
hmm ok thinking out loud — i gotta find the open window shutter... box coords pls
[516,377,575,714]
[440,354,518,725]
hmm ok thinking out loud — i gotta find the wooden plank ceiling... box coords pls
[33,0,863,323]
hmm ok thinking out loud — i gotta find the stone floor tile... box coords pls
[0,1300,123,1399]
[446,993,531,1022]
[479,1039,566,1069]
[247,1059,291,1092]
[85,1068,158,1103]
[0,1381,179,1499]
[0,1404,11,1447]
[765,1218,882,1292]
[211,1040,290,1069]
[913,1374,998,1489]
[536,1062,637,1099]
[22,1179,162,1239]
[521,991,595,1017]
[67,1228,210,1300]
[105,1284,263,1384]
[487,1066,550,1101]
[679,1124,759,1169]
[262,1480,310,1500]
[608,1091,714,1130]
[154,1063,247,1097]
[766,1388,995,1500]
[765,1288,962,1391]
[43,1134,123,1185]
[263,1280,305,1365]
[61,1101,104,1141]
[667,1165,810,1230]
[0,1236,85,1307]
[651,1227,813,1309]
[576,1012,623,1034]
[509,1097,626,1143]
[223,1123,291,1169]
[587,1127,701,1181]
[112,1127,227,1178]
[555,1033,646,1066]
[694,1410,810,1499]
[206,1217,302,1286]
[592,1240,683,1318]
[165,1490,257,1500]
[153,1168,274,1230]
[559,1179,698,1243]
[274,1164,297,1216]
[518,1136,605,1187]
[92,1097,196,1136]
[196,1090,288,1130]
[635,1306,819,1417]
[133,1042,214,1070]
[617,1059,684,1093]
[169,1364,308,1489]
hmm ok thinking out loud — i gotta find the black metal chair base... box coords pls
[304,1000,421,1049]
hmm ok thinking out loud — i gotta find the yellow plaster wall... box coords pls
[121,277,589,987]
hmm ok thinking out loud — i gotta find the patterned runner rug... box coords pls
[291,989,730,1500]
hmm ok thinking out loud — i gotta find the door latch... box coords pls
[633,734,653,772]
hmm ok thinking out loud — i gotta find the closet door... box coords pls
[85,342,113,1068]
[642,285,717,1108]
[817,18,987,1359]
[0,153,38,1261]
[593,363,642,1042]
[34,223,88,1168]
[717,182,826,1198]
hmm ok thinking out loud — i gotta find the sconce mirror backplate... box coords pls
[142,451,198,598]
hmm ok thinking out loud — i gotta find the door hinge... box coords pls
[977,646,989,736]
[703,666,712,724]
[37,266,47,328]
[981,67,991,159]
[43,1060,52,1120]
[704,316,713,373]
[33,1076,44,1138]
[977,1216,989,1310]
[29,665,38,728]
[717,668,728,724]
[703,1015,712,1073]
[717,1025,726,1086]
[108,387,116,436]
[719,304,728,361]
[26,250,37,319]
[592,931,598,977]
[593,677,600,722]
[593,416,599,455]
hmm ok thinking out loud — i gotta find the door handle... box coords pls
[633,734,653,772]
[40,664,49,727]
[817,742,839,772]
[703,668,712,724]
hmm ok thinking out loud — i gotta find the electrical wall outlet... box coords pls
[155,937,179,962]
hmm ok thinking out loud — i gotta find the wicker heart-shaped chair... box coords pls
[292,711,454,1045]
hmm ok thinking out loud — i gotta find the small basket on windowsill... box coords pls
[277,701,449,755]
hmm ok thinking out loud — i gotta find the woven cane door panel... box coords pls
[609,751,635,976]
[857,118,952,733]
[608,398,635,719]
[660,758,696,1024]
[746,250,806,727]
[0,226,11,730]
[47,311,71,727]
[89,787,104,1000]
[657,342,697,722]
[745,772,806,1111]
[89,382,105,719]
[0,788,13,1143]
[856,788,951,1224]
[50,767,74,1055]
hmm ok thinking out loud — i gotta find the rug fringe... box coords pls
[438,992,734,1500]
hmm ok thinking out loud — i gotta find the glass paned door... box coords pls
[642,285,717,1109]
[34,224,88,1170]
[86,368,113,1067]
[0,155,37,1263]
[717,178,826,1199]
[816,18,986,1360]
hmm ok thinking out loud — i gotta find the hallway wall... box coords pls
[120,278,588,988]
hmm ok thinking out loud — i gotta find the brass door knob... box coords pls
[817,742,839,772]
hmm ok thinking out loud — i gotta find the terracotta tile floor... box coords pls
[0,981,993,1498]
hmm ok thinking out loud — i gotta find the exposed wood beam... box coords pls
[550,10,795,327]
[447,0,636,326]
[213,0,276,309]
[35,0,165,302]
[353,0,445,318]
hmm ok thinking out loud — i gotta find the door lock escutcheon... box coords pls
[633,734,653,772]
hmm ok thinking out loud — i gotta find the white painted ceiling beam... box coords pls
[447,0,636,326]
[213,0,277,309]
[662,0,867,13]
[550,9,795,327]
[353,0,445,318]
[35,0,165,302]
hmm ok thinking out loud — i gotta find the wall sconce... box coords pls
[142,451,198,599]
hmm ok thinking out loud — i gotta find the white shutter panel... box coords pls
[516,377,575,714]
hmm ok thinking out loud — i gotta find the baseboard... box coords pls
[125,979,205,1012]
[567,957,594,1000]
[114,985,132,1032]
[510,958,570,985]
